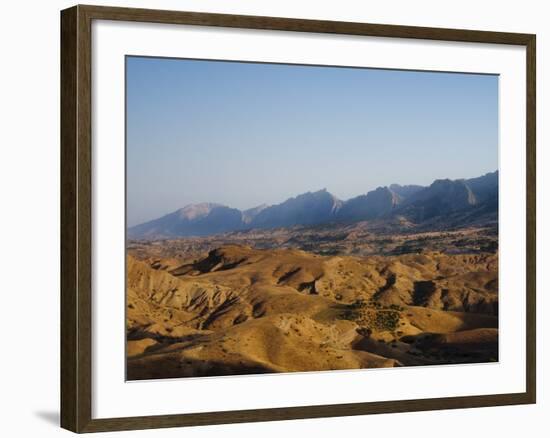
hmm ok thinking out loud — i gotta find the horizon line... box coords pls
[128,169,498,227]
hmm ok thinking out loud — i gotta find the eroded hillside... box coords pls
[127,245,498,380]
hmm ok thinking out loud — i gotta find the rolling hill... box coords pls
[126,244,498,379]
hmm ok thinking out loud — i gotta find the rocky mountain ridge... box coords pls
[128,171,498,238]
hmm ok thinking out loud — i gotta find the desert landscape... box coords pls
[125,57,498,380]
[126,172,499,380]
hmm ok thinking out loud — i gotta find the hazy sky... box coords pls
[126,56,498,226]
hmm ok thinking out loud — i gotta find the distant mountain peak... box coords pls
[250,189,342,229]
[177,202,225,220]
[128,170,498,239]
[338,186,402,222]
[388,183,424,199]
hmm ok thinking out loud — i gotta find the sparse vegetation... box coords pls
[127,223,499,380]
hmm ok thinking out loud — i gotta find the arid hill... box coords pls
[127,244,498,380]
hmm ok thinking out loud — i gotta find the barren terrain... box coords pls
[126,224,498,380]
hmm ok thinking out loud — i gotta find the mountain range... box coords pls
[128,171,498,239]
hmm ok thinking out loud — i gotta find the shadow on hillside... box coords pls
[127,355,276,381]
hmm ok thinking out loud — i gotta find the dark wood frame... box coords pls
[61,4,536,433]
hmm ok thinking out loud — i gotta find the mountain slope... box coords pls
[250,189,343,229]
[395,171,498,223]
[128,171,498,238]
[389,184,424,198]
[339,186,402,222]
[465,171,499,203]
[396,179,477,222]
[242,204,268,224]
[128,203,244,238]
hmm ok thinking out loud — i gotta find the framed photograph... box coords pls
[60,5,536,433]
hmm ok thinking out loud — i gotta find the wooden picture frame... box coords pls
[61,4,536,433]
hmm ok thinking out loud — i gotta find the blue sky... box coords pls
[126,56,498,226]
